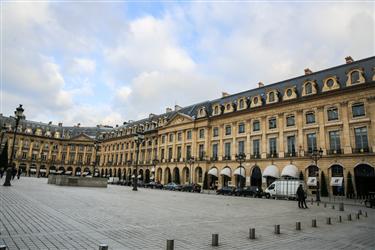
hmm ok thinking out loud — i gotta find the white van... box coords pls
[264,179,305,199]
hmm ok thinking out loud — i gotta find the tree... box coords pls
[299,171,304,181]
[0,141,8,170]
[320,171,328,197]
[346,172,355,199]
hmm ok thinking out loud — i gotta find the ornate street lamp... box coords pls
[4,104,25,187]
[133,130,145,191]
[235,153,246,188]
[188,157,195,185]
[310,148,323,202]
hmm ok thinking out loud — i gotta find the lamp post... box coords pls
[188,157,195,185]
[310,148,323,202]
[235,153,246,188]
[133,130,145,191]
[4,104,25,187]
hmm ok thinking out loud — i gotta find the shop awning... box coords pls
[49,170,56,173]
[233,167,245,177]
[281,164,298,178]
[82,172,89,176]
[131,174,135,178]
[30,168,36,173]
[75,172,81,175]
[330,177,343,186]
[208,168,218,177]
[65,171,72,175]
[137,175,142,179]
[307,177,317,186]
[263,165,279,178]
[56,170,63,174]
[220,168,231,177]
[39,169,46,173]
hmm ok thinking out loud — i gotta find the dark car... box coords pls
[144,181,163,189]
[235,186,263,197]
[216,186,235,195]
[163,182,182,191]
[181,183,201,193]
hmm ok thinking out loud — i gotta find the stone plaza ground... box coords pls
[0,178,374,250]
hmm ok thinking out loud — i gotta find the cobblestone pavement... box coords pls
[1,178,374,250]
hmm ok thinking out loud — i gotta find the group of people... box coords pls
[0,163,22,180]
[296,184,308,209]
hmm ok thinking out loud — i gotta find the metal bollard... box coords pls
[212,234,219,246]
[0,245,7,250]
[332,205,335,209]
[338,215,342,223]
[166,240,174,250]
[356,213,360,220]
[358,210,362,215]
[311,198,314,205]
[296,222,301,230]
[324,203,327,208]
[326,217,331,225]
[312,219,317,227]
[317,202,320,206]
[274,225,280,234]
[249,228,256,239]
[339,202,344,211]
[347,214,352,221]
[99,244,108,250]
[365,212,368,217]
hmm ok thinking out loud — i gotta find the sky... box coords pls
[1,1,374,127]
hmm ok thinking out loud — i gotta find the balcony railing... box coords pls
[285,151,297,157]
[211,156,218,162]
[353,147,371,153]
[327,149,343,155]
[267,153,278,158]
[250,154,261,159]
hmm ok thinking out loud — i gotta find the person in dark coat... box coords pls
[17,168,22,179]
[0,168,3,179]
[297,184,308,209]
[11,166,17,180]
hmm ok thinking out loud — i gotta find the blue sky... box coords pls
[2,1,374,126]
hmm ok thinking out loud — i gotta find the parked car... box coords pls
[181,183,201,193]
[235,186,263,197]
[164,182,182,191]
[216,186,235,195]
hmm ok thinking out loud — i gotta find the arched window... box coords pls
[269,92,275,102]
[214,106,219,114]
[305,82,312,95]
[351,71,360,84]
[253,97,258,104]
[239,99,244,109]
[226,104,231,110]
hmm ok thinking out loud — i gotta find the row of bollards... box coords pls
[96,209,368,250]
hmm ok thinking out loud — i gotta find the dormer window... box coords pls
[226,104,231,110]
[346,68,365,86]
[305,82,312,94]
[326,79,334,88]
[239,99,244,109]
[286,89,292,96]
[213,105,219,115]
[253,97,258,104]
[269,92,275,102]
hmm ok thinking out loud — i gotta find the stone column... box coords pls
[340,101,352,154]
[278,113,284,158]
[297,110,304,157]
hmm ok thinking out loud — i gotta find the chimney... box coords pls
[48,121,52,125]
[58,122,63,127]
[304,68,313,75]
[77,123,81,127]
[174,105,182,111]
[149,113,155,119]
[123,121,127,125]
[345,56,354,64]
[116,124,119,127]
[166,107,172,113]
[222,92,230,97]
[258,82,264,88]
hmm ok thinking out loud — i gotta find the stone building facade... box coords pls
[2,56,375,196]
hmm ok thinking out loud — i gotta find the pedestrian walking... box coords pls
[297,184,308,209]
[0,168,3,179]
[17,168,22,179]
[11,166,17,180]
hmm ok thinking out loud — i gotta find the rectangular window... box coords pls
[329,131,341,151]
[306,112,316,124]
[253,120,260,131]
[225,125,231,135]
[186,145,191,159]
[269,138,277,154]
[269,117,277,129]
[199,129,205,139]
[352,103,365,117]
[238,123,245,134]
[22,152,27,159]
[177,132,182,141]
[169,133,174,142]
[354,127,368,150]
[187,130,192,140]
[286,115,295,127]
[253,139,260,156]
[212,144,218,159]
[224,142,231,159]
[199,144,204,159]
[327,107,338,121]
[168,147,172,161]
[213,127,219,137]
[161,148,165,160]
[238,141,245,154]
[287,136,296,155]
[177,146,182,160]
[162,135,166,144]
[307,133,317,153]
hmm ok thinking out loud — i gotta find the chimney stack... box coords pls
[166,107,172,113]
[258,82,264,88]
[174,105,182,111]
[222,92,230,97]
[345,56,354,64]
[48,121,52,125]
[304,68,313,75]
[58,122,63,127]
